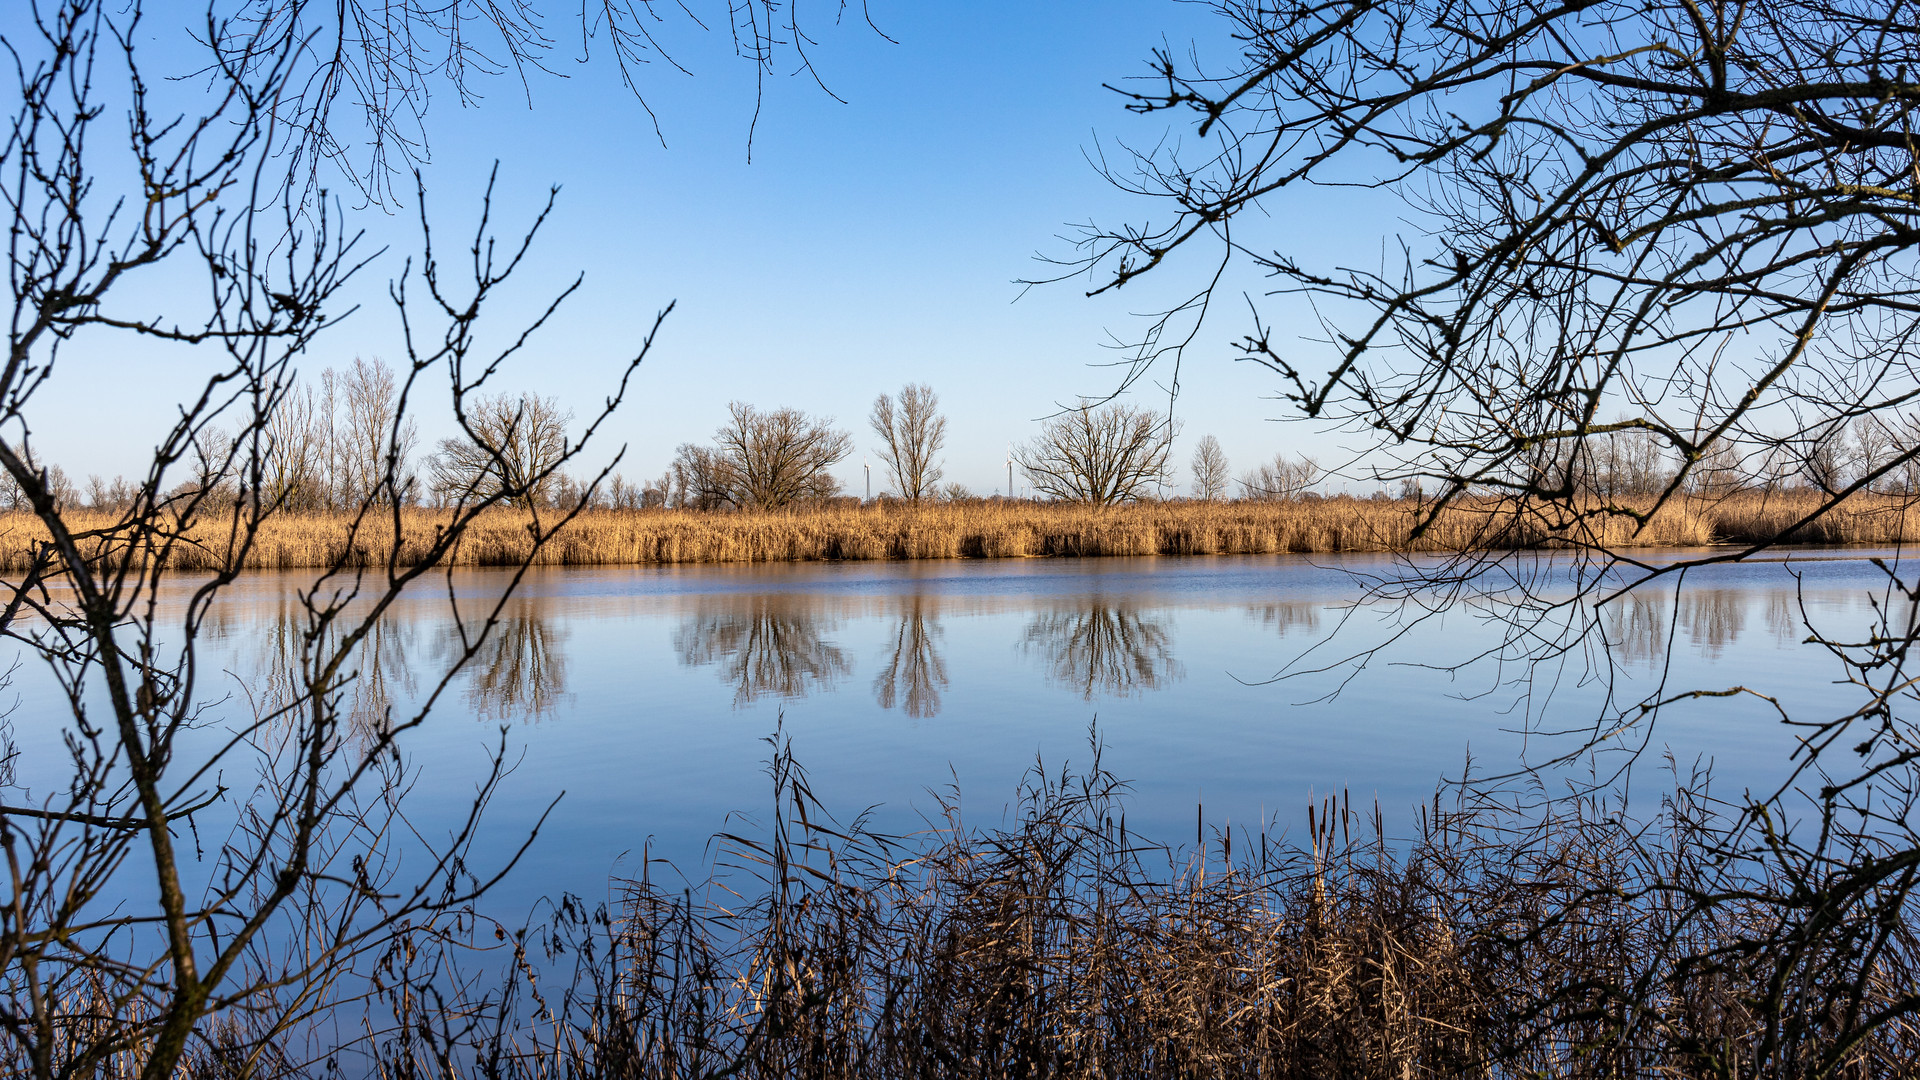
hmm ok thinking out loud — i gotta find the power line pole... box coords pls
[1006,446,1014,502]
[863,457,870,502]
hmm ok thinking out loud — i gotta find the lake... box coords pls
[6,549,1899,914]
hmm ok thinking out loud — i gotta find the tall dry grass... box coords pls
[17,735,1916,1078]
[342,738,1916,1079]
[7,491,1915,572]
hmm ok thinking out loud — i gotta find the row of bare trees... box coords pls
[0,357,423,513]
[662,384,953,510]
[26,372,1342,515]
[0,359,598,514]
[1186,435,1323,503]
[1513,418,1920,500]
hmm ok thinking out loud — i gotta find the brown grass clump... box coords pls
[7,490,1916,572]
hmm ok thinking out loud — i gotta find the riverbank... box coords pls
[6,491,1915,571]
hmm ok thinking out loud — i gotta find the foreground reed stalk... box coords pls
[321,738,1913,1079]
[8,491,1917,571]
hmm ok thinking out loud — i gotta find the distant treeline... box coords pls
[4,491,1915,572]
[21,363,1918,518]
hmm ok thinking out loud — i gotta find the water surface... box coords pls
[9,550,1900,911]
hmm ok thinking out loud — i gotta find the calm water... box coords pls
[8,550,1903,911]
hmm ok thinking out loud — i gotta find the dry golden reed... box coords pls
[4,490,1915,572]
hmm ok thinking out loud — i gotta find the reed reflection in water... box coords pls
[872,594,948,719]
[1020,599,1182,699]
[674,596,853,707]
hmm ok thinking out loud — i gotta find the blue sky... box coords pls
[29,2,1389,497]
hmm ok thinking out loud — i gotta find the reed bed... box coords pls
[340,740,1914,1079]
[5,491,1916,572]
[20,739,1916,1078]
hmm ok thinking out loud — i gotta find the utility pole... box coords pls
[1006,446,1014,502]
[863,457,870,502]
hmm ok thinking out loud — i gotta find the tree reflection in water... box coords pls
[873,594,948,719]
[454,598,572,723]
[1765,591,1803,647]
[1021,600,1181,699]
[212,595,424,740]
[1604,591,1670,668]
[217,591,575,727]
[1607,588,1762,666]
[1246,601,1322,638]
[1679,588,1747,659]
[674,597,852,707]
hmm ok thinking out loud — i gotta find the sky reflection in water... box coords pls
[12,551,1901,911]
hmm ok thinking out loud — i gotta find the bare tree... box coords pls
[196,1,886,206]
[1894,419,1920,495]
[1062,0,1920,533]
[1238,453,1320,501]
[0,6,663,1076]
[869,383,947,503]
[669,442,733,510]
[1585,427,1669,498]
[1189,434,1229,501]
[337,356,419,507]
[262,378,334,511]
[430,392,573,509]
[1014,402,1173,505]
[83,474,139,513]
[1854,416,1894,493]
[710,402,852,509]
[1800,424,1852,495]
[1690,436,1748,496]
[1057,0,1920,1065]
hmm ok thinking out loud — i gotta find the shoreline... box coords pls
[6,491,1917,572]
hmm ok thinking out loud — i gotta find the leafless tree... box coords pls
[1063,0,1920,530]
[83,474,138,513]
[195,1,887,206]
[869,383,947,503]
[337,356,419,507]
[1854,416,1894,493]
[1588,427,1670,498]
[1058,0,1920,1065]
[669,442,733,510]
[261,378,335,511]
[709,402,853,510]
[1689,437,1748,496]
[1799,424,1853,495]
[1238,453,1320,501]
[597,473,643,510]
[1189,434,1229,500]
[430,392,573,509]
[1015,402,1173,505]
[0,5,663,1076]
[1892,419,1920,495]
